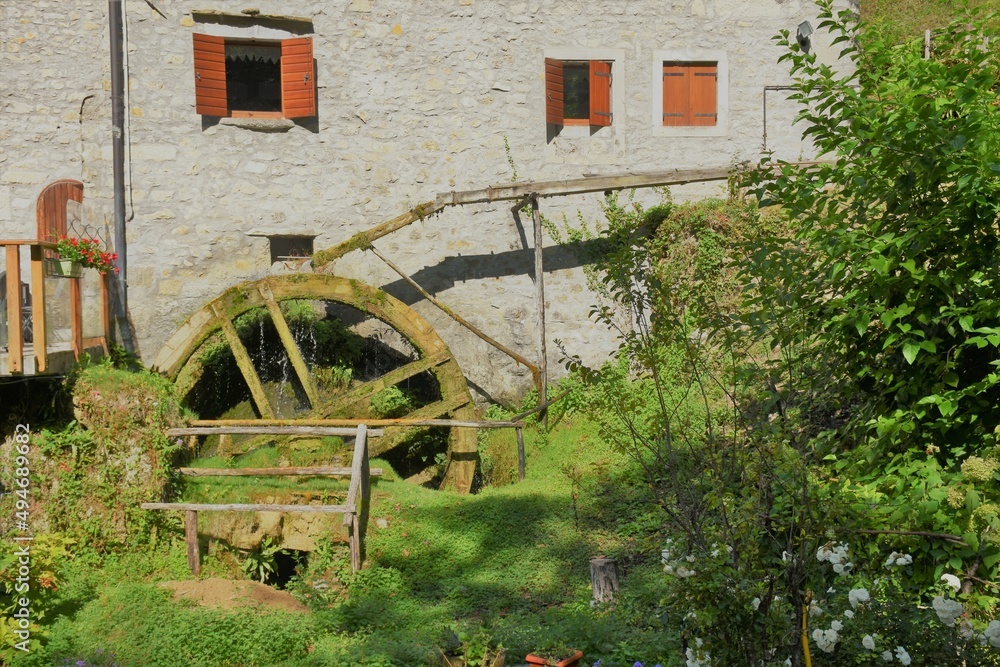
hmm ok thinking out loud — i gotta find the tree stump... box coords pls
[590,557,619,603]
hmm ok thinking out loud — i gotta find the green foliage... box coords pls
[239,537,282,584]
[369,386,415,419]
[741,0,1000,614]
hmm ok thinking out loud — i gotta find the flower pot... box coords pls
[525,650,584,667]
[440,648,506,667]
[48,258,83,279]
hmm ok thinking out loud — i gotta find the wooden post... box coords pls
[529,195,548,430]
[185,510,201,575]
[30,245,47,373]
[516,426,526,482]
[70,276,83,360]
[344,424,369,572]
[100,271,110,345]
[5,245,23,373]
[590,557,619,603]
[924,29,931,59]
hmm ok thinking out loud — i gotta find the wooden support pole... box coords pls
[185,510,201,575]
[5,245,23,373]
[258,282,320,408]
[70,276,83,361]
[30,246,47,373]
[516,426,526,482]
[312,200,446,268]
[590,557,619,603]
[100,271,111,348]
[924,28,931,59]
[368,245,542,387]
[211,302,275,419]
[344,424,369,572]
[530,195,548,429]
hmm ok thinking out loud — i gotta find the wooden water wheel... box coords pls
[152,274,479,493]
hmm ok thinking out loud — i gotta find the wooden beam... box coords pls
[100,271,111,343]
[530,195,548,429]
[185,510,201,576]
[211,302,275,419]
[185,418,521,428]
[516,426,526,482]
[5,245,22,373]
[312,200,446,267]
[343,425,369,572]
[436,167,733,206]
[29,245,47,373]
[258,282,320,408]
[167,426,385,437]
[178,466,383,477]
[316,349,452,417]
[141,502,354,513]
[368,245,542,386]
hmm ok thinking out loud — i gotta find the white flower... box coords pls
[848,587,870,609]
[862,635,876,650]
[984,620,1000,648]
[751,597,761,611]
[843,609,854,619]
[686,554,697,563]
[676,566,697,578]
[784,660,792,667]
[932,595,964,627]
[895,646,911,666]
[664,564,675,575]
[884,551,913,568]
[809,600,824,617]
[831,620,843,632]
[881,650,893,662]
[812,628,839,653]
[941,573,961,592]
[827,587,836,594]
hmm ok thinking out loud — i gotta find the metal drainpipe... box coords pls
[108,0,132,350]
[762,85,795,152]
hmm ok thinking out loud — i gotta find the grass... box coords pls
[19,415,677,667]
[862,0,1000,43]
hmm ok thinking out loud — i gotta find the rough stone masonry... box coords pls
[0,0,852,402]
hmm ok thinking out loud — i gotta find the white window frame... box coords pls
[651,49,729,137]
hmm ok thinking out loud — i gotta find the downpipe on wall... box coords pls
[109,0,134,351]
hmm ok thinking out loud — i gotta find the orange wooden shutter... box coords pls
[193,34,228,117]
[544,58,564,125]
[690,63,718,126]
[589,60,612,126]
[662,63,689,126]
[281,37,316,119]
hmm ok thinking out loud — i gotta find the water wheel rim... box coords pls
[153,274,478,493]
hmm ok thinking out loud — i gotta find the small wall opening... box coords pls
[271,548,307,589]
[268,235,315,263]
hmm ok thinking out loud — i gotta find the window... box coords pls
[193,34,315,118]
[268,235,314,264]
[545,59,612,127]
[662,62,717,126]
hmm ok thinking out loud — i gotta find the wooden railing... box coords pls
[142,424,379,574]
[1,239,110,375]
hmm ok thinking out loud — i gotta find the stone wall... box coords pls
[1,0,852,403]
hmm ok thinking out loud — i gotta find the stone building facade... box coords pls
[0,0,852,402]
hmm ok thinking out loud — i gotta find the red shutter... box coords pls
[690,63,718,126]
[544,58,564,125]
[281,37,316,119]
[36,180,84,260]
[193,34,228,117]
[662,63,689,126]
[589,60,612,127]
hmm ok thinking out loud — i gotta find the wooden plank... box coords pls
[545,58,564,125]
[530,195,548,428]
[185,510,201,576]
[5,245,22,374]
[311,200,446,267]
[516,426,526,482]
[179,466,383,477]
[211,303,275,419]
[142,502,354,513]
[281,37,314,118]
[185,418,519,428]
[367,246,542,387]
[344,425,369,572]
[99,271,110,341]
[167,426,384,436]
[258,283,319,408]
[435,167,734,206]
[29,245,46,373]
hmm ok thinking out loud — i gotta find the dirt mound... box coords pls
[159,578,309,614]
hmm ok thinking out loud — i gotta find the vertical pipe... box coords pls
[530,195,548,430]
[108,0,130,349]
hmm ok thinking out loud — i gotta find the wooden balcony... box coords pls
[0,239,110,376]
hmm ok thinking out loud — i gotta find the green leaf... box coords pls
[902,342,920,365]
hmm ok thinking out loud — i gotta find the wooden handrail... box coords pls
[0,240,58,248]
[141,502,355,513]
[178,466,383,477]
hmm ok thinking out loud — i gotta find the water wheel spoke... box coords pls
[211,302,276,419]
[370,395,471,457]
[258,283,320,408]
[317,350,452,418]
